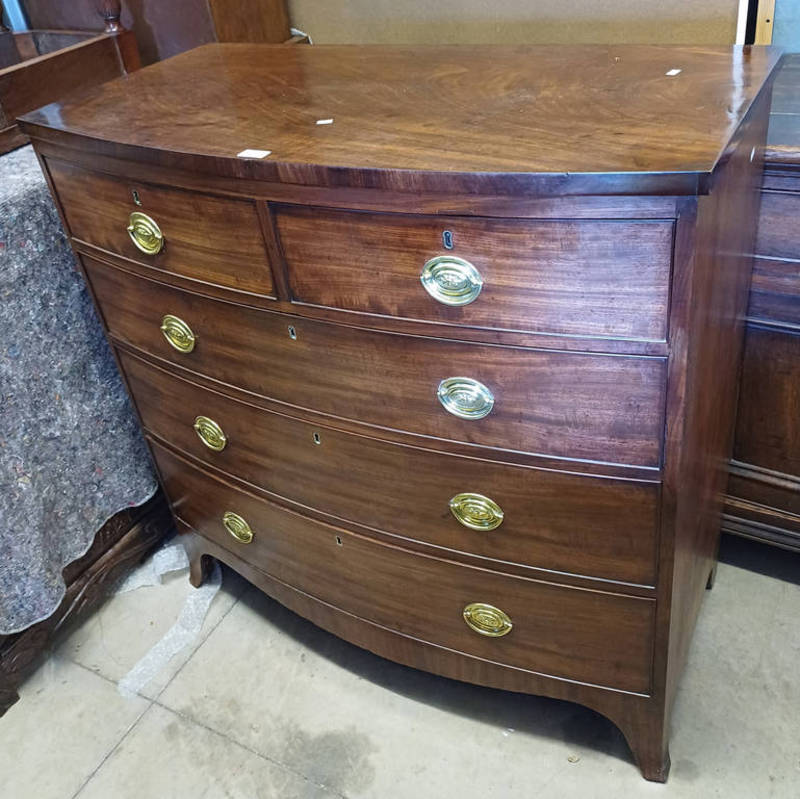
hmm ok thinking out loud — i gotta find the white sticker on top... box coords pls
[665,69,682,76]
[316,118,334,125]
[237,149,272,159]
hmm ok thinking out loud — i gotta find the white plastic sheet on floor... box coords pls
[114,539,222,698]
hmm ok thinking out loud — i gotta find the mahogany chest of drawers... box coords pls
[20,43,780,781]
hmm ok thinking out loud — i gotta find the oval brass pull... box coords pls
[193,416,227,452]
[420,256,483,306]
[437,377,494,420]
[127,211,164,255]
[463,603,513,637]
[222,511,253,544]
[160,314,196,353]
[449,493,504,531]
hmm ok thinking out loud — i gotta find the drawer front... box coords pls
[48,159,274,296]
[86,258,667,467]
[121,351,660,585]
[755,191,800,260]
[154,443,655,694]
[276,206,673,340]
[726,470,800,525]
[734,325,800,478]
[748,256,800,326]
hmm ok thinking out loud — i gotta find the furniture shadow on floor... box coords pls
[233,583,634,767]
[719,533,800,585]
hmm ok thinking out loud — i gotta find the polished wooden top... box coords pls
[20,43,781,195]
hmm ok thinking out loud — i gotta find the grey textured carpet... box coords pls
[0,146,158,635]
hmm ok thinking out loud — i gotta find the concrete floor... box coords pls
[1,534,798,799]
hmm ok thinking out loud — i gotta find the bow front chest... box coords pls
[20,43,780,781]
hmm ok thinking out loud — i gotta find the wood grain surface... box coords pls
[154,442,656,695]
[754,191,800,259]
[663,88,770,726]
[748,255,800,326]
[734,325,800,479]
[277,205,674,340]
[49,159,275,296]
[19,44,782,195]
[1,32,136,155]
[121,349,661,586]
[85,257,668,468]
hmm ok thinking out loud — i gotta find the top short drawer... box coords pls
[46,159,274,296]
[275,206,674,340]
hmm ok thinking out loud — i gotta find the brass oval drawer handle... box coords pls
[127,211,164,255]
[193,416,227,452]
[449,493,504,531]
[222,511,253,544]
[160,314,196,353]
[437,377,494,420]
[463,602,513,637]
[420,256,483,306]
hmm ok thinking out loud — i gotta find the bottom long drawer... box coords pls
[152,441,655,695]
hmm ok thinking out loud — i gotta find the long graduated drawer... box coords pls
[152,441,656,695]
[84,255,667,468]
[120,349,660,586]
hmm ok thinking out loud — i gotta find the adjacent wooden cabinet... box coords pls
[725,54,800,553]
[21,0,292,64]
[20,43,780,782]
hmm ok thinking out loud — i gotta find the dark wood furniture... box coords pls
[724,54,800,553]
[0,2,139,154]
[22,0,292,65]
[0,492,171,716]
[20,43,780,781]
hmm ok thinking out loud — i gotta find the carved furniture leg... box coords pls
[603,702,671,782]
[632,729,670,782]
[181,528,214,588]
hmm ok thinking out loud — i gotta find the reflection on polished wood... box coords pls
[21,43,780,195]
[724,54,800,553]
